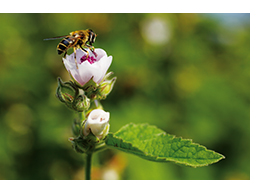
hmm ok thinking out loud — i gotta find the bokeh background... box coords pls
[0,13,249,180]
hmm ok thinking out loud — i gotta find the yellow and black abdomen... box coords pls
[57,37,74,55]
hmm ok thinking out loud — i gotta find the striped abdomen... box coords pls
[57,37,74,55]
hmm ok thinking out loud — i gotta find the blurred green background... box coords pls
[0,13,249,180]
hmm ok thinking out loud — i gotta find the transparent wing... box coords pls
[43,35,67,41]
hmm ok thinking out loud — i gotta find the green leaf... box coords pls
[105,123,225,167]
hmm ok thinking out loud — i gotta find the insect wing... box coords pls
[43,35,68,41]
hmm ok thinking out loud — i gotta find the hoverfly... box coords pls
[44,29,97,68]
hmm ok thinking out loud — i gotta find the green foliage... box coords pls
[106,123,224,167]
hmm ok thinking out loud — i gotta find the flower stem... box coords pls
[85,153,92,180]
[79,110,86,121]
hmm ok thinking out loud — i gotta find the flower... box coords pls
[83,109,110,140]
[63,48,113,87]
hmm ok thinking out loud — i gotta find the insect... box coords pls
[44,29,97,68]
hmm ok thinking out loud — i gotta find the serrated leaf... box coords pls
[105,123,225,167]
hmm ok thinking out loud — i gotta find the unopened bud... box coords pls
[73,94,90,112]
[56,77,78,104]
[83,109,110,140]
[56,77,91,112]
[97,72,117,100]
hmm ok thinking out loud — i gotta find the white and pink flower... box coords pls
[63,48,112,87]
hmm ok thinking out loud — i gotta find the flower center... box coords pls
[80,54,97,64]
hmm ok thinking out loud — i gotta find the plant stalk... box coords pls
[85,153,92,180]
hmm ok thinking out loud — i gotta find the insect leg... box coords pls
[63,51,67,58]
[85,44,97,57]
[73,47,78,69]
[80,45,89,58]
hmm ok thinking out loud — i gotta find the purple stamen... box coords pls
[80,54,97,64]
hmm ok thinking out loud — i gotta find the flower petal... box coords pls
[84,109,110,138]
[94,56,113,83]
[62,48,112,86]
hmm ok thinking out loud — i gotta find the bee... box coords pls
[44,29,97,68]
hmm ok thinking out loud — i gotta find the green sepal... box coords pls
[68,71,98,92]
[105,123,225,167]
[69,130,106,154]
[69,136,96,154]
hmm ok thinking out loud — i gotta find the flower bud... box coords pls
[73,94,90,112]
[97,72,117,100]
[68,135,97,153]
[56,78,79,110]
[83,109,110,140]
